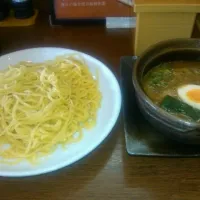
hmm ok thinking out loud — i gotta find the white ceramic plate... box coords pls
[0,48,121,177]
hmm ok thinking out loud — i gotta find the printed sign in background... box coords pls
[54,0,134,19]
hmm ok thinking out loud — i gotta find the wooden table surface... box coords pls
[0,14,200,200]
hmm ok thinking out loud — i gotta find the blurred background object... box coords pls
[0,0,38,27]
[118,0,133,6]
[0,0,9,21]
[11,0,34,19]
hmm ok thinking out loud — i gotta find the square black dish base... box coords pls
[121,56,200,157]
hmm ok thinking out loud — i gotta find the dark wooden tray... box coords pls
[121,56,200,157]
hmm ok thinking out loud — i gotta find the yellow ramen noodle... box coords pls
[0,55,101,163]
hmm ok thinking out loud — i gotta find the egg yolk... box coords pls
[186,89,200,103]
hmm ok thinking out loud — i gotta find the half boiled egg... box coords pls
[178,84,200,110]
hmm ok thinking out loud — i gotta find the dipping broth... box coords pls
[143,61,200,122]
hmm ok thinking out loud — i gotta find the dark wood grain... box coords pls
[0,13,200,200]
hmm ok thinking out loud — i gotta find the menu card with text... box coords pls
[53,0,134,20]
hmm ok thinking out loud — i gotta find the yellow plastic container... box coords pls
[0,10,38,27]
[134,0,200,56]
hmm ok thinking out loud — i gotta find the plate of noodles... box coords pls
[0,48,121,177]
